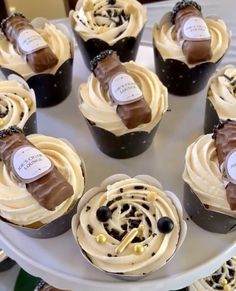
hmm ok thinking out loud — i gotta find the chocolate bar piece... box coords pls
[0,127,73,211]
[172,1,212,64]
[1,13,58,73]
[91,50,151,129]
[213,121,236,210]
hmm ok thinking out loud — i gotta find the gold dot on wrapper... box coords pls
[224,285,232,291]
[83,0,93,12]
[220,279,228,286]
[0,118,4,127]
[133,244,144,255]
[95,234,107,244]
[147,191,157,203]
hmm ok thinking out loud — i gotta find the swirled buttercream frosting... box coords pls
[72,0,147,45]
[0,134,84,226]
[0,23,71,78]
[183,134,236,217]
[0,80,36,129]
[75,176,183,275]
[79,61,168,136]
[189,257,236,290]
[208,65,236,120]
[153,15,230,65]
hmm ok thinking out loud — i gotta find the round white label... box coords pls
[109,73,142,105]
[17,29,47,55]
[183,17,211,41]
[11,146,53,183]
[224,150,236,184]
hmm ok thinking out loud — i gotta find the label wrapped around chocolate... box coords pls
[17,29,48,54]
[182,17,211,41]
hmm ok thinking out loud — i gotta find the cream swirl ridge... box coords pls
[72,0,147,45]
[0,134,84,226]
[79,61,168,135]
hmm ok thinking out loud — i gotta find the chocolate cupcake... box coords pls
[0,13,73,107]
[204,65,236,134]
[0,127,85,238]
[189,256,236,291]
[183,121,236,233]
[70,0,147,69]
[72,174,187,279]
[0,249,15,272]
[34,280,70,291]
[153,0,230,96]
[0,78,36,135]
[79,51,168,159]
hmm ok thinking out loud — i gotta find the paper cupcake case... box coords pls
[204,97,221,134]
[0,250,16,272]
[184,182,236,234]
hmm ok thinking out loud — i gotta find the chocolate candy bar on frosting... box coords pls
[171,0,212,64]
[91,50,151,129]
[0,126,73,211]
[213,120,236,210]
[1,13,58,73]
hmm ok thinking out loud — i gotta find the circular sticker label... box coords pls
[224,149,236,184]
[109,73,142,105]
[17,29,47,55]
[11,146,53,183]
[183,17,211,41]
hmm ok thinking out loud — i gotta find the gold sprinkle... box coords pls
[224,285,232,291]
[220,279,228,286]
[95,234,107,244]
[147,191,157,203]
[138,224,144,236]
[0,118,4,127]
[96,26,108,34]
[83,0,93,12]
[115,228,138,254]
[133,244,144,255]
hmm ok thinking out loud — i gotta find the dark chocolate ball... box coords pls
[96,206,112,222]
[157,217,174,233]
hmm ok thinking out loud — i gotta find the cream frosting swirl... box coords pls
[190,257,236,290]
[0,134,84,226]
[153,15,230,66]
[208,65,236,120]
[183,134,236,217]
[79,61,168,136]
[76,177,182,275]
[72,0,147,45]
[0,80,36,130]
[0,23,71,78]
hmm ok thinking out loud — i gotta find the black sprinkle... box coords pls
[229,269,235,277]
[167,108,172,112]
[119,188,123,193]
[20,112,24,120]
[223,74,234,81]
[219,96,225,100]
[145,217,151,227]
[212,274,221,283]
[107,200,114,207]
[142,197,146,201]
[86,205,91,212]
[115,196,122,201]
[121,203,129,213]
[142,203,150,210]
[103,223,109,228]
[87,224,93,234]
[152,233,157,237]
[134,185,144,190]
[121,224,128,231]
[107,253,112,257]
[111,207,117,213]
[151,252,155,256]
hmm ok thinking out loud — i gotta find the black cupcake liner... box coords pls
[73,28,144,70]
[184,182,236,233]
[0,256,16,272]
[153,44,223,96]
[23,111,37,135]
[86,119,159,159]
[204,97,221,134]
[0,58,73,108]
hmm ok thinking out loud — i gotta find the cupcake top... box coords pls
[208,65,236,120]
[183,133,236,217]
[73,175,186,276]
[0,79,36,130]
[0,22,71,78]
[79,61,168,135]
[0,249,7,263]
[0,134,84,226]
[189,257,236,291]
[71,0,147,45]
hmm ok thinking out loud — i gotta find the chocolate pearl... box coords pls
[96,206,111,222]
[157,217,174,234]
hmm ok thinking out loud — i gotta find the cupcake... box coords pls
[79,50,168,159]
[153,0,230,96]
[204,65,236,134]
[34,280,70,291]
[189,256,236,291]
[72,174,187,279]
[0,78,36,135]
[70,0,147,69]
[0,13,73,107]
[0,249,15,272]
[0,126,85,238]
[183,121,236,233]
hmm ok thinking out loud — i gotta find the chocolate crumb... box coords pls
[86,205,91,212]
[151,252,155,256]
[87,224,93,234]
[119,188,123,193]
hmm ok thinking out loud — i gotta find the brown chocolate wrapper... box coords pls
[86,119,159,159]
[73,28,144,70]
[204,97,220,134]
[0,256,16,272]
[184,182,236,233]
[153,44,223,96]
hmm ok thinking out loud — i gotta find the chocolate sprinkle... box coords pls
[107,253,112,257]
[86,205,91,212]
[134,185,144,190]
[142,203,150,210]
[151,252,155,256]
[145,217,152,227]
[119,188,124,193]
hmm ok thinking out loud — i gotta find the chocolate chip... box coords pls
[121,224,127,231]
[121,203,129,213]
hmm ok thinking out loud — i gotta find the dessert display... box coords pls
[0,13,73,107]
[204,65,236,134]
[183,120,236,233]
[0,126,85,238]
[79,50,168,158]
[34,280,70,291]
[153,0,230,96]
[189,256,236,290]
[0,249,15,272]
[70,0,147,69]
[72,174,187,278]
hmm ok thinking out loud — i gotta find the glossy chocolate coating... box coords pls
[0,128,73,211]
[1,14,58,73]
[93,51,151,129]
[174,5,212,64]
[213,121,236,210]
